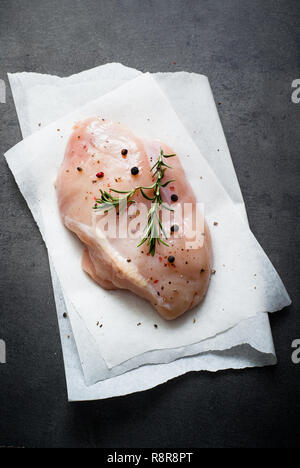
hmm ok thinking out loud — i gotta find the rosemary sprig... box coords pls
[93,149,176,255]
[137,149,176,255]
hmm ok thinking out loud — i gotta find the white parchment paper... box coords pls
[5,62,290,399]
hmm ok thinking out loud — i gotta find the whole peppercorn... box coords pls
[131,167,139,175]
[77,167,83,172]
[171,194,178,202]
[170,224,179,233]
[121,148,128,156]
[96,172,104,178]
[168,255,175,264]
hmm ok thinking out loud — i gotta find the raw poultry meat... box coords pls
[56,118,212,319]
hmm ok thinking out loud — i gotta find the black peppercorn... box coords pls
[121,148,128,156]
[168,255,175,264]
[170,224,179,233]
[171,194,178,202]
[131,167,139,175]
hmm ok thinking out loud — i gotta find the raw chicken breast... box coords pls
[56,117,212,320]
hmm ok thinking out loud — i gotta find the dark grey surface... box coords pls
[0,0,299,448]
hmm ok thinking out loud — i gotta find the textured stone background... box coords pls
[0,0,299,448]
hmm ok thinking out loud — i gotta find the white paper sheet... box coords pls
[6,64,290,399]
[5,71,290,364]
